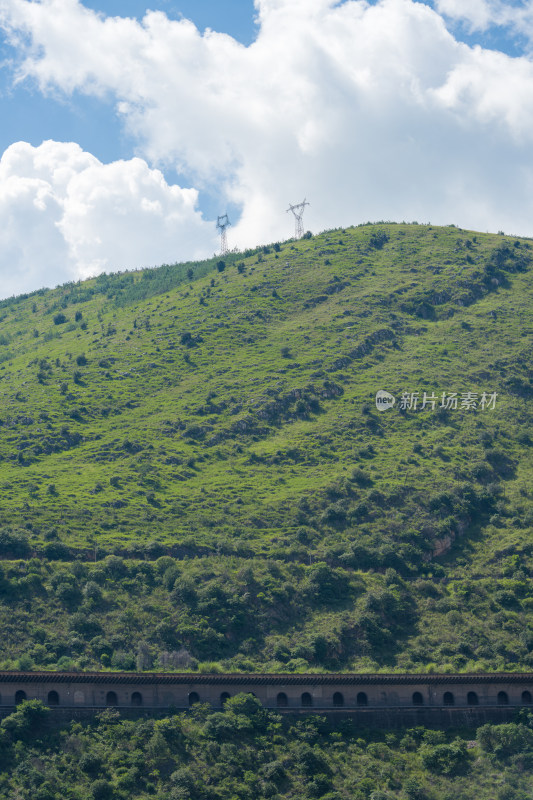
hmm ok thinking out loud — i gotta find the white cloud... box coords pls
[1,0,533,297]
[435,0,533,41]
[434,0,498,31]
[0,140,216,298]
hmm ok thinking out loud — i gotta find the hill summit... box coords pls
[0,222,531,674]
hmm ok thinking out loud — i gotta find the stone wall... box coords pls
[1,672,532,725]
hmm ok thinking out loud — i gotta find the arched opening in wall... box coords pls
[333,692,344,708]
[467,691,478,706]
[356,692,368,707]
[301,692,313,707]
[106,691,118,706]
[522,691,532,705]
[412,692,424,706]
[15,690,26,705]
[443,691,454,706]
[220,692,231,706]
[497,691,509,705]
[47,690,59,706]
[131,692,143,707]
[188,692,200,706]
[276,692,288,707]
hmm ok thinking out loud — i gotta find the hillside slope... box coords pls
[0,223,531,674]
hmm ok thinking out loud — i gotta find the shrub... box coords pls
[369,230,389,249]
[305,563,351,606]
[216,261,226,272]
[293,742,330,776]
[477,723,533,759]
[84,581,104,604]
[79,752,103,776]
[44,541,71,560]
[403,778,428,799]
[351,467,372,486]
[104,555,127,578]
[420,739,468,774]
[53,313,67,325]
[0,530,31,558]
[0,700,49,743]
[55,582,82,608]
[91,779,114,800]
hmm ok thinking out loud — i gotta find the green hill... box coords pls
[0,222,531,674]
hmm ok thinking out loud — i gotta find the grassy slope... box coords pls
[0,223,531,674]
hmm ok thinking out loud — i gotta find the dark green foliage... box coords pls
[304,562,352,606]
[0,705,529,800]
[44,541,71,560]
[369,230,389,249]
[91,779,114,800]
[403,777,429,800]
[477,723,533,759]
[0,700,49,744]
[419,739,468,774]
[0,529,30,558]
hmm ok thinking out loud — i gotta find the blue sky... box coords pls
[0,1,258,166]
[1,0,533,298]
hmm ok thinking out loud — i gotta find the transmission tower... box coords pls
[286,198,309,239]
[216,214,231,256]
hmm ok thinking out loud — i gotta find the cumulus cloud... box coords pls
[435,0,533,42]
[1,0,533,297]
[0,140,217,297]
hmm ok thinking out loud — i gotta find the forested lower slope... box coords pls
[1,698,533,800]
[0,223,531,674]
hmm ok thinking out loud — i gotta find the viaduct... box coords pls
[2,671,533,725]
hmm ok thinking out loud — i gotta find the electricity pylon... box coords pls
[286,198,309,239]
[216,214,231,256]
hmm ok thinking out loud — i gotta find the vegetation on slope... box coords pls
[1,698,533,800]
[0,223,530,673]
